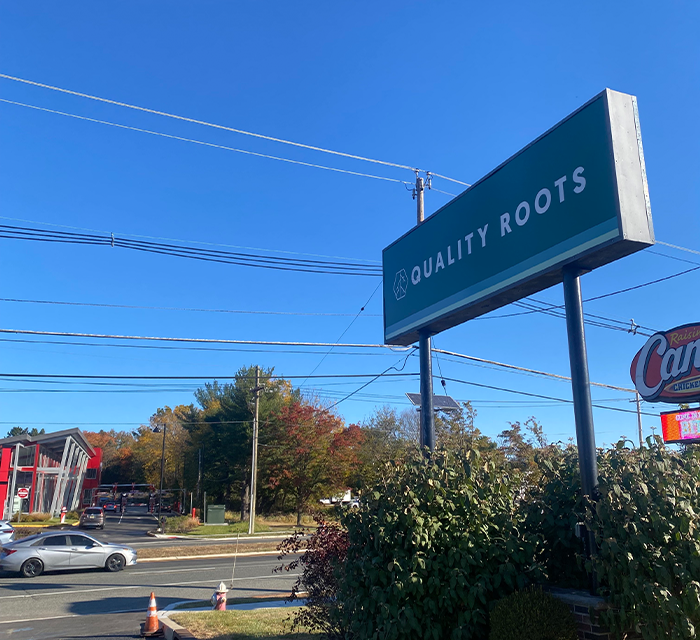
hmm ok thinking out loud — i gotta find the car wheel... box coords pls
[20,558,44,578]
[105,553,126,572]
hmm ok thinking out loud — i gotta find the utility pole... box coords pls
[415,174,435,453]
[248,367,263,534]
[157,423,166,532]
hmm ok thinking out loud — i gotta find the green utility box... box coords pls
[206,504,226,525]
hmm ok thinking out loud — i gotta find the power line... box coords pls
[0,337,395,357]
[432,348,636,393]
[0,328,411,349]
[298,282,383,388]
[442,376,657,417]
[325,348,417,410]
[0,215,382,264]
[656,240,700,257]
[0,297,382,317]
[0,224,383,276]
[484,265,700,320]
[0,74,420,172]
[0,372,417,381]
[0,98,411,187]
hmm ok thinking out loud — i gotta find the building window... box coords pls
[83,488,93,505]
[85,468,97,479]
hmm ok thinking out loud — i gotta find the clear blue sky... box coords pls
[0,1,698,447]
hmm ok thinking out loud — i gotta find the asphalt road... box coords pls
[0,553,300,640]
[65,506,291,548]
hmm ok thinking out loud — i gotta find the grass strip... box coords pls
[170,608,322,639]
[138,542,285,559]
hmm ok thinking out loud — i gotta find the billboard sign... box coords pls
[383,89,654,345]
[661,408,700,444]
[631,323,700,403]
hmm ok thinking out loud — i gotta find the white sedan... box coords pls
[0,531,137,578]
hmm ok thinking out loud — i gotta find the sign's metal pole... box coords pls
[635,391,644,448]
[416,174,435,453]
[562,266,598,591]
[419,330,435,451]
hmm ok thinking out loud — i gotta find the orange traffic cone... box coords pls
[140,592,163,637]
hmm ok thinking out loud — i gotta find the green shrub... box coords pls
[590,438,700,640]
[164,516,200,533]
[10,512,51,522]
[524,445,588,589]
[337,448,539,640]
[489,586,577,640]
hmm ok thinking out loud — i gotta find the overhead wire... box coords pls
[0,74,420,172]
[0,99,411,186]
[0,214,382,264]
[0,297,383,317]
[298,281,383,388]
[0,224,383,276]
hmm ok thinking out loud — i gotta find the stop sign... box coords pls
[17,488,29,499]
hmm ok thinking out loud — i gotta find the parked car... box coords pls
[0,521,14,545]
[79,507,105,530]
[0,531,137,578]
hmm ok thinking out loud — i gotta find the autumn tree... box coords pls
[355,406,418,490]
[84,429,140,484]
[186,367,295,517]
[498,416,548,473]
[434,401,500,457]
[132,405,198,490]
[262,400,363,525]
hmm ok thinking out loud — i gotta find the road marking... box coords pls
[0,572,299,600]
[4,627,33,633]
[0,609,144,626]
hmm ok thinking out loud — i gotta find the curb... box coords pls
[147,531,294,540]
[139,550,280,563]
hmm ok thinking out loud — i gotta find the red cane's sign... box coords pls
[631,323,700,403]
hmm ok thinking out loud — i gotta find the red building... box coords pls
[0,428,102,519]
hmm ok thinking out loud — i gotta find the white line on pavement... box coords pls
[0,608,144,626]
[0,572,300,600]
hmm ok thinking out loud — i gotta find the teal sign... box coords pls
[383,89,654,345]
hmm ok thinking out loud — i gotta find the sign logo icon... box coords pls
[393,269,408,300]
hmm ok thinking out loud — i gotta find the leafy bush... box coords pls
[489,586,577,640]
[277,517,348,639]
[163,516,200,533]
[589,438,700,640]
[337,449,539,640]
[524,445,588,589]
[10,512,51,522]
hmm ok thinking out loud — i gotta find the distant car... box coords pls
[79,507,105,530]
[0,532,137,578]
[103,503,117,512]
[0,521,14,545]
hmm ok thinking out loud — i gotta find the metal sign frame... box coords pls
[383,88,654,346]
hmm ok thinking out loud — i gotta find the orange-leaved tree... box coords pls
[262,400,363,525]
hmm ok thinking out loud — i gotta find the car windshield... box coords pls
[84,508,102,514]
